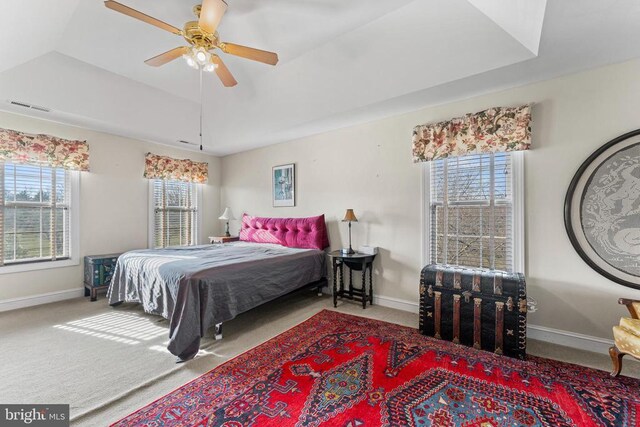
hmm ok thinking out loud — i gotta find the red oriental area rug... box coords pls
[112,310,640,427]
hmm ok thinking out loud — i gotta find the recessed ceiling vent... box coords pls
[178,140,196,145]
[7,100,51,113]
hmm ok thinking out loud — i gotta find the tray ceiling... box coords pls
[0,0,639,155]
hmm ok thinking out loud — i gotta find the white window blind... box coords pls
[429,152,514,272]
[1,162,71,265]
[152,180,198,248]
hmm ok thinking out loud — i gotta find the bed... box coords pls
[107,214,329,361]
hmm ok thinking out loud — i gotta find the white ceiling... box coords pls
[0,0,639,156]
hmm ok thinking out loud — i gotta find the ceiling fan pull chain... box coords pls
[199,66,203,151]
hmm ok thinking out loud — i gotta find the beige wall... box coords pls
[3,59,640,339]
[221,59,640,339]
[0,111,222,301]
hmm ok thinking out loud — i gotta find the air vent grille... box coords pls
[30,104,51,112]
[9,101,30,108]
[7,100,51,113]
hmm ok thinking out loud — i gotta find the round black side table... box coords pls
[328,250,377,309]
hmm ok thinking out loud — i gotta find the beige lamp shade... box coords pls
[342,209,358,222]
[218,207,236,221]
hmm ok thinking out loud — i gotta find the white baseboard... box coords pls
[322,286,421,314]
[0,288,84,312]
[527,324,614,354]
[367,293,615,355]
[373,294,420,314]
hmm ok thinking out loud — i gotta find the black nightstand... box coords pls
[328,250,377,309]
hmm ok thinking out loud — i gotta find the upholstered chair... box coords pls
[610,298,640,377]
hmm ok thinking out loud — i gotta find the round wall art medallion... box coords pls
[565,129,640,289]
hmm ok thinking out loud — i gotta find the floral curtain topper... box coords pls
[143,153,208,184]
[0,128,90,171]
[412,105,532,162]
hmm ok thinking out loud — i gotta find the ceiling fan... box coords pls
[104,0,279,87]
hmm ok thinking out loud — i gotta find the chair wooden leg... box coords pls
[609,345,624,377]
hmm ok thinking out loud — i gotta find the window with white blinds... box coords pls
[429,152,517,272]
[151,180,199,248]
[1,162,72,265]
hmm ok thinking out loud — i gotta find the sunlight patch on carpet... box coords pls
[53,312,167,345]
[53,325,139,345]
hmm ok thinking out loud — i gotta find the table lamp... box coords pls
[218,207,236,237]
[342,209,358,254]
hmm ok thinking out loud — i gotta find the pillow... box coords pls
[239,214,330,250]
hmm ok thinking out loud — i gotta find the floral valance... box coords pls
[0,128,90,171]
[412,105,532,162]
[143,153,208,184]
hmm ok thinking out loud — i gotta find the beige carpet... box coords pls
[0,290,637,426]
[0,298,218,414]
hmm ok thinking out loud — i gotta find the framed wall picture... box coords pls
[565,129,640,289]
[272,163,295,207]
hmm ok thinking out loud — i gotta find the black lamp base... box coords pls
[224,222,231,237]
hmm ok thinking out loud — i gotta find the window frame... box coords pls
[421,151,525,273]
[148,179,202,249]
[0,165,80,275]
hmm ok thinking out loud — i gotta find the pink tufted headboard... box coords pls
[239,214,330,250]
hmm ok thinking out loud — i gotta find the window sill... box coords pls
[0,257,80,275]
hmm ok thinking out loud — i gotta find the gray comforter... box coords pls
[107,242,326,360]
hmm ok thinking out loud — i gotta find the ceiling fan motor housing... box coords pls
[183,21,219,50]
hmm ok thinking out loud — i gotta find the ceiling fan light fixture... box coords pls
[194,47,209,65]
[203,62,218,73]
[182,54,198,69]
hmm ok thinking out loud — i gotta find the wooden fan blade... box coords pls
[104,1,181,35]
[199,0,227,35]
[219,42,279,65]
[211,55,237,87]
[145,47,190,66]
